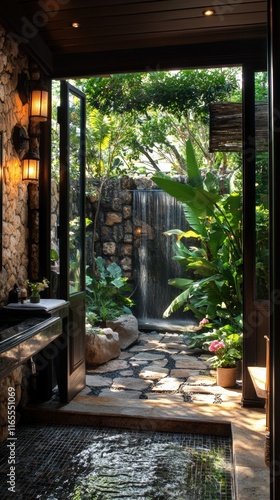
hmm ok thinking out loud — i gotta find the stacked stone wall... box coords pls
[0,27,31,442]
[0,27,29,303]
[86,176,136,278]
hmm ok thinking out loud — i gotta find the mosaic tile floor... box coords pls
[0,424,234,499]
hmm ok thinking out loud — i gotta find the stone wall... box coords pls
[0,26,30,303]
[0,27,32,442]
[86,176,136,278]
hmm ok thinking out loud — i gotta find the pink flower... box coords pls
[199,318,210,327]
[209,340,225,352]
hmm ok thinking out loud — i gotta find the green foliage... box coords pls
[152,140,242,331]
[82,69,242,174]
[50,248,59,262]
[255,204,269,299]
[85,69,240,119]
[86,257,134,326]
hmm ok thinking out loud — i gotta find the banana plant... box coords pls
[152,140,242,331]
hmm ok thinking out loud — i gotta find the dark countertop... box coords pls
[0,299,69,379]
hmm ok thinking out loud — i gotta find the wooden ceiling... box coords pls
[0,0,267,77]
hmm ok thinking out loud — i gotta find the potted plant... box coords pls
[207,335,242,387]
[26,278,49,303]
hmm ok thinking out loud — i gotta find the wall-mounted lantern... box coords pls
[16,68,49,181]
[29,85,49,122]
[21,150,40,181]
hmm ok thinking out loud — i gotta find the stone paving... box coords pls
[82,331,242,406]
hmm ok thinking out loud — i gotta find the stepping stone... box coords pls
[182,375,216,386]
[119,369,134,376]
[139,366,169,380]
[191,393,217,404]
[150,359,168,367]
[146,393,184,402]
[111,377,151,391]
[172,354,208,369]
[98,388,142,399]
[129,360,148,367]
[170,369,192,378]
[139,333,164,339]
[156,347,179,355]
[132,353,166,361]
[151,377,182,392]
[127,344,159,352]
[118,352,132,359]
[159,342,186,350]
[85,374,112,387]
[88,360,129,373]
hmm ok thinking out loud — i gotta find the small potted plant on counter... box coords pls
[26,278,49,303]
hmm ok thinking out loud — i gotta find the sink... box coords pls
[0,299,69,380]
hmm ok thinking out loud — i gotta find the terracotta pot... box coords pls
[30,296,40,303]
[216,366,237,388]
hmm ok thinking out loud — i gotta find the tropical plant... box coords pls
[83,69,241,174]
[152,140,243,332]
[255,204,269,299]
[86,257,134,326]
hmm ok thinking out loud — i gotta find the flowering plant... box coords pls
[26,278,49,297]
[207,334,242,368]
[199,317,211,327]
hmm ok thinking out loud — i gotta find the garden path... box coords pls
[83,331,242,407]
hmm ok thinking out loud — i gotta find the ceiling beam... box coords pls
[52,38,267,79]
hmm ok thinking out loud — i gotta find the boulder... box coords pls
[85,328,120,366]
[106,314,140,349]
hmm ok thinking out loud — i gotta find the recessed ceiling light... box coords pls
[203,9,215,16]
[71,22,80,28]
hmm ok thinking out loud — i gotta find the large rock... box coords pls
[106,314,140,349]
[85,328,120,366]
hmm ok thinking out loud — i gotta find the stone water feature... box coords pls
[132,188,190,327]
[86,176,194,330]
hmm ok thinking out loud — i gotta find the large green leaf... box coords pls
[207,229,227,258]
[163,288,191,317]
[203,171,220,193]
[168,277,193,289]
[152,174,221,212]
[186,139,203,188]
[181,203,207,237]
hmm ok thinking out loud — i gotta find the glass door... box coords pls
[51,80,86,402]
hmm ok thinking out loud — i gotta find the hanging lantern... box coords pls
[22,150,40,181]
[29,86,49,121]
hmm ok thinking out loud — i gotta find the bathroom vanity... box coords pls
[0,299,69,401]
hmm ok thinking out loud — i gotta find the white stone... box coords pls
[172,354,208,369]
[85,328,120,366]
[85,374,112,387]
[131,352,166,361]
[151,377,182,392]
[87,359,129,373]
[111,377,151,391]
[106,314,140,349]
[139,366,169,380]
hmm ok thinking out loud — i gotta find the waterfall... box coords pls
[133,190,193,328]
